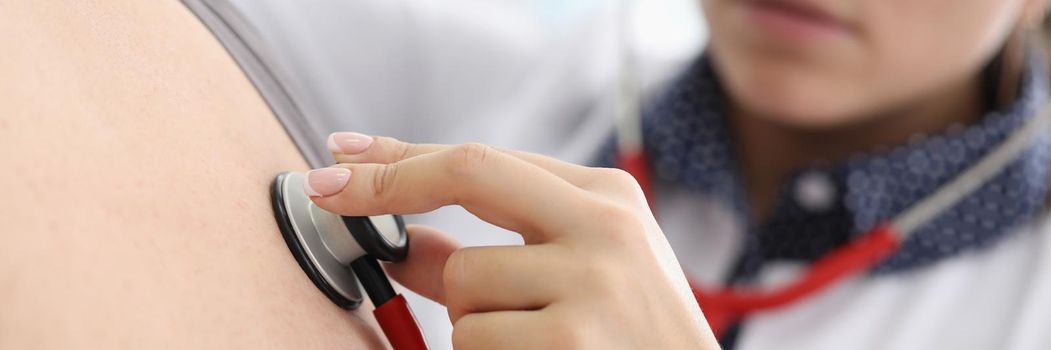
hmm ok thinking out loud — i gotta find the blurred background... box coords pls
[208,1,707,348]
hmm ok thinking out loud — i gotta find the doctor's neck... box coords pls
[728,39,1028,222]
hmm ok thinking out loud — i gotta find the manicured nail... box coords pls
[304,168,352,198]
[327,132,374,154]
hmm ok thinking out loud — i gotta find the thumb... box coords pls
[384,224,460,305]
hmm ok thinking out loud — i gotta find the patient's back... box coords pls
[0,1,383,348]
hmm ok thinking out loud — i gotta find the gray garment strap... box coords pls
[180,0,329,168]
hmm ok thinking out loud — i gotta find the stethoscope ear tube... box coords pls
[691,224,901,338]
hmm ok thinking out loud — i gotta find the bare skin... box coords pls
[700,0,1050,220]
[730,72,987,220]
[0,1,384,348]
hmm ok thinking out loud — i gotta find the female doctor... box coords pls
[302,0,1051,348]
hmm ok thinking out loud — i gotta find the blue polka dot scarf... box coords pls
[602,49,1051,277]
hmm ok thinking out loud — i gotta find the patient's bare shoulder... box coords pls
[0,1,383,348]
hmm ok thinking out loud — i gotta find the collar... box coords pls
[638,50,1051,273]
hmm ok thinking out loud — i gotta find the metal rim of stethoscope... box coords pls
[270,172,408,310]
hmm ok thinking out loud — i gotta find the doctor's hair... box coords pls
[1044,12,1051,65]
[987,14,1051,111]
[1043,15,1051,209]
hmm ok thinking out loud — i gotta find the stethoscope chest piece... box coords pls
[271,172,408,310]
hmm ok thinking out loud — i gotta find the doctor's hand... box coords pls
[307,133,719,350]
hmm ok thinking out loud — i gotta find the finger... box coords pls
[452,311,560,350]
[332,135,597,187]
[330,135,431,164]
[383,225,460,305]
[443,245,565,322]
[309,144,599,241]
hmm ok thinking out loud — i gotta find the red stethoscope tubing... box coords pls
[617,150,903,338]
[374,294,429,350]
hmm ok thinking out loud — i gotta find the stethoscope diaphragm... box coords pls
[270,171,408,310]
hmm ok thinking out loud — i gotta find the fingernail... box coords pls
[327,132,374,154]
[304,168,352,198]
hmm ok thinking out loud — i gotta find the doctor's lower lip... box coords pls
[743,0,851,43]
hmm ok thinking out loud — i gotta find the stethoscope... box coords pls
[271,172,428,350]
[267,3,1050,343]
[615,80,1051,338]
[270,98,1049,348]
